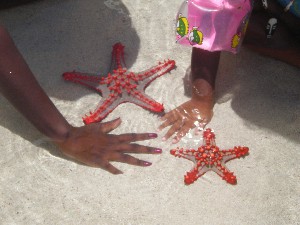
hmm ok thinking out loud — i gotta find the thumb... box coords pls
[99,118,122,133]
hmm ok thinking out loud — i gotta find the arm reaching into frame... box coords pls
[0,25,162,174]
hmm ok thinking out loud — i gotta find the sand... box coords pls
[0,0,299,224]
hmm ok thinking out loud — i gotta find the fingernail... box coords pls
[154,149,162,154]
[143,161,152,166]
[113,117,121,124]
[162,137,167,141]
[149,133,158,138]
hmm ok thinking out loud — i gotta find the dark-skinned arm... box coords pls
[0,25,71,141]
[0,25,162,173]
[191,47,220,99]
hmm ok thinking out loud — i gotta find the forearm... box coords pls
[0,25,71,141]
[191,48,220,99]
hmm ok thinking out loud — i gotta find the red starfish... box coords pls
[63,43,176,124]
[170,128,249,185]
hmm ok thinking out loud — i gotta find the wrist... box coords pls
[192,79,214,98]
[47,122,73,143]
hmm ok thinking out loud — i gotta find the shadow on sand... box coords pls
[217,50,300,144]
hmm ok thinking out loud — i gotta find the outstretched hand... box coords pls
[54,118,161,174]
[158,97,213,144]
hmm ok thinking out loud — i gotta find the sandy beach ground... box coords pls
[0,0,299,224]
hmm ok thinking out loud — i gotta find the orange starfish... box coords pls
[63,43,176,124]
[170,128,249,185]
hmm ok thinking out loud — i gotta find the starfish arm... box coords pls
[136,60,176,85]
[220,146,249,162]
[126,89,164,112]
[170,148,197,162]
[184,170,199,185]
[212,163,237,185]
[110,43,126,70]
[133,100,164,112]
[83,95,121,124]
[185,162,210,185]
[63,72,103,94]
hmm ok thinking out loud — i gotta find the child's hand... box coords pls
[158,96,213,144]
[54,118,161,174]
[159,48,219,144]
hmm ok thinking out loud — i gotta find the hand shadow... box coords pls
[0,0,141,160]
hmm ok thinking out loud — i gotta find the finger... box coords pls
[109,143,162,154]
[111,153,152,167]
[158,113,178,131]
[160,110,177,121]
[99,118,121,133]
[162,107,185,121]
[93,159,123,175]
[173,125,192,144]
[113,132,158,143]
[162,120,183,141]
